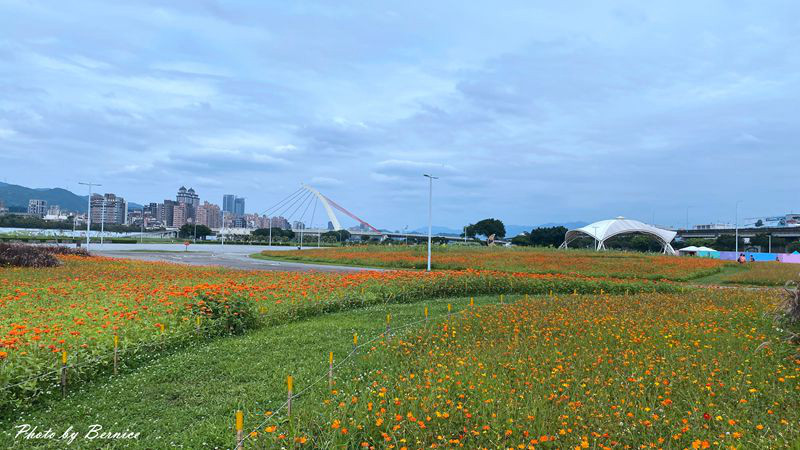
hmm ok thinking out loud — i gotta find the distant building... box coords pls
[234,197,245,217]
[176,186,200,222]
[162,200,177,227]
[327,221,334,230]
[0,200,7,214]
[196,201,222,228]
[271,216,290,230]
[293,221,305,230]
[232,216,247,228]
[172,203,188,228]
[223,195,236,214]
[694,223,733,230]
[28,199,48,217]
[43,205,70,222]
[90,193,127,225]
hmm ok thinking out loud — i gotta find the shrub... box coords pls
[0,244,91,268]
[191,294,260,335]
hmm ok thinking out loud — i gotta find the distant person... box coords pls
[750,255,755,262]
[737,253,746,264]
[776,256,781,262]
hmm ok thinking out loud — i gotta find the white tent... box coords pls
[678,246,700,253]
[559,216,677,255]
[696,246,716,252]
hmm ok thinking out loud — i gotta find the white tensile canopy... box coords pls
[559,216,678,255]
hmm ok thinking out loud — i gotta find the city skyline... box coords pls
[1,2,799,228]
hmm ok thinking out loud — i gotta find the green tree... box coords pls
[511,233,531,246]
[253,228,295,240]
[465,218,506,239]
[179,224,211,239]
[787,241,800,253]
[322,230,351,242]
[529,226,568,247]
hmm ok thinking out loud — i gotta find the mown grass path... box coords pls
[0,294,489,448]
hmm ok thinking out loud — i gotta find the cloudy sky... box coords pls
[1,1,798,230]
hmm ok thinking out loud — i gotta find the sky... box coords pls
[1,1,798,231]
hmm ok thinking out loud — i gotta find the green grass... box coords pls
[0,294,497,448]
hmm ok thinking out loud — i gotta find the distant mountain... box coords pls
[0,183,89,213]
[0,182,142,213]
[410,225,464,236]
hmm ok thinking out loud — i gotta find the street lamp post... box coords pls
[685,206,691,230]
[140,207,145,244]
[100,198,106,246]
[268,217,272,247]
[78,182,101,249]
[423,174,438,272]
[735,200,742,254]
[221,211,225,246]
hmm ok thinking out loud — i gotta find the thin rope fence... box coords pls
[236,292,524,449]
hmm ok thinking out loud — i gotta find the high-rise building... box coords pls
[28,199,48,217]
[172,203,187,228]
[90,193,127,225]
[234,197,245,217]
[176,186,200,222]
[196,201,222,228]
[223,194,236,214]
[271,216,290,230]
[162,200,177,227]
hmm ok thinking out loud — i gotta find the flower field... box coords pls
[0,256,674,413]
[725,262,800,287]
[258,246,730,281]
[272,290,800,449]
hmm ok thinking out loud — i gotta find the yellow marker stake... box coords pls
[424,307,428,320]
[287,375,294,416]
[160,323,165,333]
[525,293,529,301]
[114,335,118,348]
[329,351,334,365]
[447,303,452,314]
[470,297,474,306]
[235,410,244,449]
[196,316,201,327]
[353,333,358,347]
[62,350,67,365]
[386,313,391,324]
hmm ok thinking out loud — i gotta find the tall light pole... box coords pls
[685,206,691,230]
[423,174,438,272]
[140,206,145,244]
[100,197,106,246]
[268,216,272,247]
[735,200,742,254]
[78,182,101,249]
[221,210,225,246]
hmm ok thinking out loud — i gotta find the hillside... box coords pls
[0,182,141,213]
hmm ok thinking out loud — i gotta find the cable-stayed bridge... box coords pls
[254,184,464,242]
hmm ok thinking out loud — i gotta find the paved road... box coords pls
[90,243,372,273]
